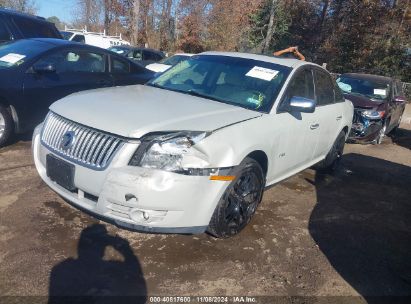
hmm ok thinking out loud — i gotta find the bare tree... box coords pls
[0,0,37,14]
[129,0,140,45]
[261,0,277,53]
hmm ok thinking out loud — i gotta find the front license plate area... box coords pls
[46,154,76,191]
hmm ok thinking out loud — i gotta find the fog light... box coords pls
[143,212,150,220]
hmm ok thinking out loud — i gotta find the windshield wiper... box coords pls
[186,89,225,103]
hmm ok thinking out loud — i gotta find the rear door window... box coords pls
[36,49,106,73]
[314,70,335,106]
[0,19,11,42]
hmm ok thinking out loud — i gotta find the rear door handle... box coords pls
[336,115,342,121]
[310,123,320,130]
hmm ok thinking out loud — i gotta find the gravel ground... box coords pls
[0,106,410,304]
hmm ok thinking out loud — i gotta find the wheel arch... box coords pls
[245,150,268,177]
[0,97,20,133]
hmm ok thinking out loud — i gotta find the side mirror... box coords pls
[393,96,406,104]
[33,63,56,74]
[287,96,316,113]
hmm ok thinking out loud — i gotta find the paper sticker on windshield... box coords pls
[0,53,26,64]
[246,66,279,81]
[374,89,387,96]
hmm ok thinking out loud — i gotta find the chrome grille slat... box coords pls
[52,117,64,145]
[102,138,120,167]
[86,133,103,164]
[41,112,124,170]
[92,136,108,165]
[73,128,86,158]
[82,132,97,162]
[96,137,114,166]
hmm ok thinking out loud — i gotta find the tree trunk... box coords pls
[104,0,110,34]
[261,0,277,53]
[131,0,140,45]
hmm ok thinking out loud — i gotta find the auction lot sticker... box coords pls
[246,66,279,81]
[0,53,26,64]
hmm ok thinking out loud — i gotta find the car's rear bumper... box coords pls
[32,125,230,234]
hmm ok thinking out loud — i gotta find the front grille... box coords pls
[41,112,124,170]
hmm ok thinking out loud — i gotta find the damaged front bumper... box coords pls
[348,108,383,143]
[32,127,231,234]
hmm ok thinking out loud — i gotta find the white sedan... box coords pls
[145,53,194,73]
[33,52,353,238]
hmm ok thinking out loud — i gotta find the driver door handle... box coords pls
[310,123,320,130]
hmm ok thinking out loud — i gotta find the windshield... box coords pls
[148,55,291,112]
[337,75,390,100]
[0,40,51,69]
[160,55,190,66]
[60,31,73,40]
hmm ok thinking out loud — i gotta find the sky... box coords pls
[37,0,76,23]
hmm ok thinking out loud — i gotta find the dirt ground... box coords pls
[0,106,411,304]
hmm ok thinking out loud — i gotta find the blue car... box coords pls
[0,38,154,146]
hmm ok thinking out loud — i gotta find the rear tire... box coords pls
[207,157,265,238]
[0,105,14,147]
[316,131,346,173]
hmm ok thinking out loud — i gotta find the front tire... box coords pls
[0,105,14,147]
[207,157,265,238]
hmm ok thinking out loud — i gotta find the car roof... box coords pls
[341,73,393,83]
[0,8,51,24]
[173,53,194,56]
[9,38,122,53]
[110,45,164,54]
[200,51,318,69]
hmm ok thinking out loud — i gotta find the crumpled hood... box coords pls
[343,93,384,109]
[50,85,261,138]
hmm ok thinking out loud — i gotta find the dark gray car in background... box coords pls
[0,8,62,43]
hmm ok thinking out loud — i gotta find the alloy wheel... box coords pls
[223,170,263,234]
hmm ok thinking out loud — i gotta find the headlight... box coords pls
[361,109,385,119]
[129,131,209,172]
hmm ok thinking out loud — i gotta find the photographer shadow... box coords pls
[48,224,147,304]
[309,153,411,302]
